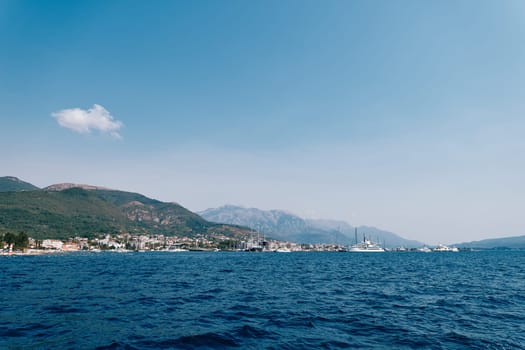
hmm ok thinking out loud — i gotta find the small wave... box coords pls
[0,327,25,337]
[441,330,491,348]
[205,287,224,294]
[218,269,234,273]
[95,341,140,350]
[318,340,353,349]
[0,322,55,338]
[136,332,240,349]
[134,296,158,306]
[42,305,88,314]
[233,324,278,340]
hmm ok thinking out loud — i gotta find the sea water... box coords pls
[1,251,525,349]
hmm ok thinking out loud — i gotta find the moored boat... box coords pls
[275,247,292,253]
[433,244,459,252]
[349,229,384,252]
[349,239,385,252]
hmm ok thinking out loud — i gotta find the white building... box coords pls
[42,239,64,250]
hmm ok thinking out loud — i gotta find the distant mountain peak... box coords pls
[0,176,40,192]
[200,205,423,247]
[4,176,22,182]
[44,183,111,191]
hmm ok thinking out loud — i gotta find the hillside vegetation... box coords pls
[0,179,253,240]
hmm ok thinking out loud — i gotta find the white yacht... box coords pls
[433,244,459,252]
[163,246,189,252]
[417,246,432,253]
[349,229,385,252]
[349,239,385,252]
[275,247,292,253]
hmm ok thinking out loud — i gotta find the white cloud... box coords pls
[52,104,123,139]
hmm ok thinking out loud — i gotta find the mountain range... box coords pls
[2,176,523,249]
[199,205,423,248]
[0,176,252,240]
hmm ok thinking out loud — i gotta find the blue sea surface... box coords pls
[1,251,525,349]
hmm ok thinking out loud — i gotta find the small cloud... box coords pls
[52,104,123,139]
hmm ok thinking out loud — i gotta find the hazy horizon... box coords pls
[2,1,524,244]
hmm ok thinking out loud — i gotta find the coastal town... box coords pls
[1,231,463,255]
[0,232,348,255]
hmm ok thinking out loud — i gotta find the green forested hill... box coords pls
[0,186,253,240]
[0,188,129,239]
[95,189,219,237]
[0,176,40,192]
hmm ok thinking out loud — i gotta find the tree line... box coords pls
[1,231,29,250]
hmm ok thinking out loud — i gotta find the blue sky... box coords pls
[2,0,525,244]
